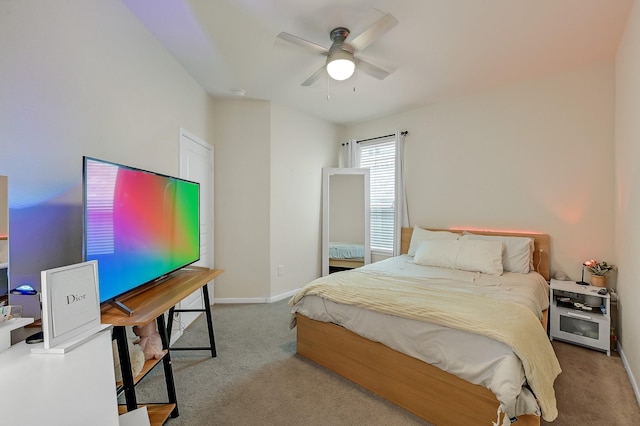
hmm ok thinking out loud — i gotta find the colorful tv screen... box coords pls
[83,157,200,303]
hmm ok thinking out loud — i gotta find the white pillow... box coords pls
[460,233,534,274]
[413,239,504,275]
[408,226,460,256]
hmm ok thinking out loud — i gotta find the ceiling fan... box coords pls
[277,13,398,86]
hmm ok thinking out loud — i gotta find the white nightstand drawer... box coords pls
[551,305,609,352]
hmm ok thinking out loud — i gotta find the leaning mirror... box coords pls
[322,168,370,276]
[0,176,7,306]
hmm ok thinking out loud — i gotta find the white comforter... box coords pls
[290,255,558,423]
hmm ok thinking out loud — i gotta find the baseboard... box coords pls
[618,342,640,407]
[268,288,300,303]
[213,288,301,305]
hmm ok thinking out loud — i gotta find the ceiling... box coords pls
[123,0,633,125]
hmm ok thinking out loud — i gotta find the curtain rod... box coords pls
[341,131,408,146]
[356,130,408,143]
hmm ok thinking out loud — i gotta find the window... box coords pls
[357,137,396,254]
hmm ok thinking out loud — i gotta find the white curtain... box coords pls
[339,139,357,168]
[394,131,409,256]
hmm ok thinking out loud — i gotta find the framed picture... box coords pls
[39,260,103,352]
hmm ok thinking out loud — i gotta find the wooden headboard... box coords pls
[400,227,550,281]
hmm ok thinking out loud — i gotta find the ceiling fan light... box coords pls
[326,50,355,81]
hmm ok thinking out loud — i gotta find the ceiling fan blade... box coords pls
[354,58,392,80]
[349,13,398,52]
[277,32,328,55]
[301,65,326,86]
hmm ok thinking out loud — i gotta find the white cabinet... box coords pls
[549,279,610,356]
[0,328,119,425]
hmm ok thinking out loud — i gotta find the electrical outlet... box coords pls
[278,265,285,276]
[173,312,179,319]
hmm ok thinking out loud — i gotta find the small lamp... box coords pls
[10,284,37,295]
[576,260,594,286]
[10,284,43,344]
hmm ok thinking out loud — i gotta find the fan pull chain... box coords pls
[327,75,331,101]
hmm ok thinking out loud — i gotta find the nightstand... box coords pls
[549,279,610,356]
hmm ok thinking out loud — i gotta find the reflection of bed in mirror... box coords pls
[328,242,364,272]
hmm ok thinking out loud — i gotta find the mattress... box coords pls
[290,255,554,422]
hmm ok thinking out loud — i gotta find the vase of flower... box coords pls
[584,260,615,288]
[590,275,606,287]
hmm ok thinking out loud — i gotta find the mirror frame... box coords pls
[322,168,370,276]
[0,176,7,306]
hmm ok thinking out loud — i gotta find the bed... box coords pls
[328,241,365,272]
[290,227,560,426]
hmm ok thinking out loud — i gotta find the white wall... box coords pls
[345,62,616,281]
[212,101,337,302]
[270,104,338,299]
[615,0,640,401]
[0,177,7,236]
[0,0,214,316]
[212,99,271,300]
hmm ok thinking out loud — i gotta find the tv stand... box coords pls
[101,267,223,426]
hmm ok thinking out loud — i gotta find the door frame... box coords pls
[171,128,213,344]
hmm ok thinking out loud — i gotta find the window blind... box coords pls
[358,138,396,253]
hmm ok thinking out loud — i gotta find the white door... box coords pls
[172,128,213,342]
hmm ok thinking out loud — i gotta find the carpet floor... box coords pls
[132,299,640,425]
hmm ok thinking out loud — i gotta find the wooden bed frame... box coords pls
[296,227,550,426]
[329,258,364,269]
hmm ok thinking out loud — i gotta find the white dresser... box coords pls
[0,328,119,425]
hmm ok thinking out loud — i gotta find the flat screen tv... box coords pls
[82,156,200,305]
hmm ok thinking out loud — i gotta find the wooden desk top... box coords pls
[100,267,223,327]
